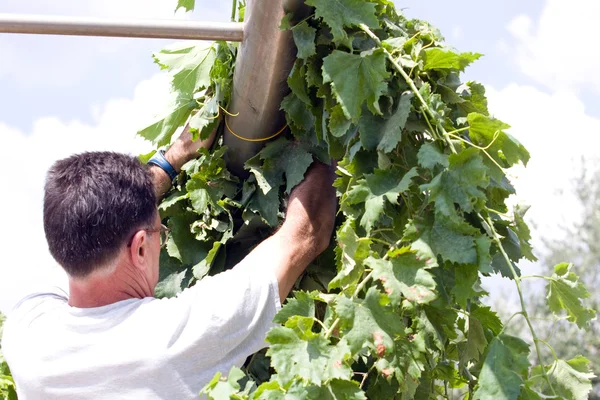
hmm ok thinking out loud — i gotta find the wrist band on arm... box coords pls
[147,150,178,183]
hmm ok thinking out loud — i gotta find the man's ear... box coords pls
[128,230,149,272]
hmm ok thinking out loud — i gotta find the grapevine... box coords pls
[138,0,597,398]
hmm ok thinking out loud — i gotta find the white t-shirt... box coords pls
[2,259,281,399]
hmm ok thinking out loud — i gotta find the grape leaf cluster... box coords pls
[138,0,596,398]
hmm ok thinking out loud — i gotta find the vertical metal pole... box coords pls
[223,0,309,176]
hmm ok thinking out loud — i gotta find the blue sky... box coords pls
[0,0,599,313]
[0,0,553,129]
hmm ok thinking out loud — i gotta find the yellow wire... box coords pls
[225,117,287,143]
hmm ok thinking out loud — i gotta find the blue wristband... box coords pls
[148,150,178,182]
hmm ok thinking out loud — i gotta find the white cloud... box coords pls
[508,0,600,94]
[0,73,171,313]
[451,26,462,40]
[0,0,229,89]
[480,0,600,317]
[481,83,600,310]
[487,86,600,247]
[1,0,188,19]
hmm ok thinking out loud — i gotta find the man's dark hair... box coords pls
[43,151,157,278]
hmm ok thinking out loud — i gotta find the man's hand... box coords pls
[283,161,337,256]
[151,123,219,198]
[274,161,337,300]
[238,161,337,302]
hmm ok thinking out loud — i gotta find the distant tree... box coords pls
[530,163,600,398]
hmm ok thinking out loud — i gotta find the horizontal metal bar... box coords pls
[0,13,244,41]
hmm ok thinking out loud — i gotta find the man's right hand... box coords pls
[284,161,337,257]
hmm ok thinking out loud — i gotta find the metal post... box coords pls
[223,0,309,176]
[0,13,244,41]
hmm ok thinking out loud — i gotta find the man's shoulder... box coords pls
[12,286,68,311]
[1,287,68,360]
[5,286,68,329]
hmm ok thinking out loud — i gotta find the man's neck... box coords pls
[68,266,152,308]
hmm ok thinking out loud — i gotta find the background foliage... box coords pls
[517,165,600,399]
[0,313,17,400]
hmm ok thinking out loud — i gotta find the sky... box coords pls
[0,0,599,313]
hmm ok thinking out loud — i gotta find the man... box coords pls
[2,124,337,399]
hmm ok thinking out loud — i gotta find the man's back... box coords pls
[2,262,280,399]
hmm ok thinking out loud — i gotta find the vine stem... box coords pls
[354,271,374,296]
[359,237,393,247]
[230,0,238,22]
[325,272,372,339]
[313,317,329,332]
[484,215,557,396]
[359,24,457,155]
[359,23,557,395]
[520,275,552,281]
[498,311,524,335]
[537,339,559,361]
[324,318,339,339]
[325,239,401,339]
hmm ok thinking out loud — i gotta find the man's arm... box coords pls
[150,125,218,198]
[240,162,337,303]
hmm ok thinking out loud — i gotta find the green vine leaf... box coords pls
[367,246,437,306]
[358,91,413,153]
[334,287,404,355]
[417,142,449,170]
[322,49,389,121]
[246,182,280,227]
[470,304,503,335]
[291,21,317,60]
[154,270,187,298]
[345,167,417,233]
[192,242,222,280]
[305,0,378,43]
[426,214,479,265]
[249,138,315,194]
[330,219,371,292]
[137,96,196,147]
[265,327,352,385]
[287,61,312,105]
[461,313,487,363]
[200,367,249,399]
[175,0,195,12]
[305,379,367,399]
[474,334,530,400]
[451,263,480,309]
[512,204,537,262]
[467,112,530,168]
[273,291,316,324]
[546,263,596,330]
[421,147,489,217]
[423,48,482,71]
[281,92,316,133]
[547,356,595,400]
[154,45,216,97]
[165,214,209,265]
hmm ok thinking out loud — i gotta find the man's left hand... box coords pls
[151,120,220,197]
